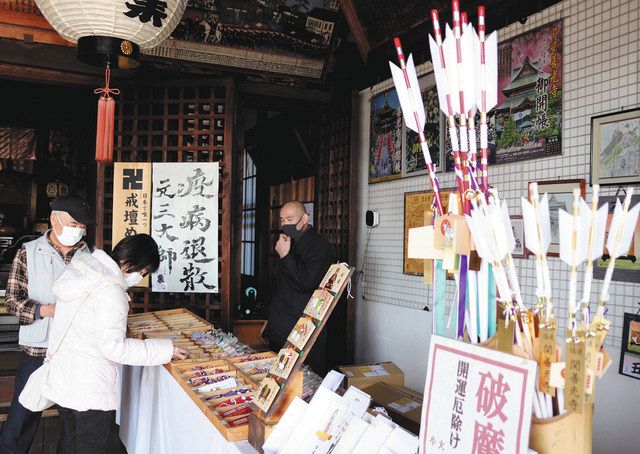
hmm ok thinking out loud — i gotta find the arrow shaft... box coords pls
[393,40,445,216]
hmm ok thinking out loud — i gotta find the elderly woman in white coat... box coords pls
[41,234,187,453]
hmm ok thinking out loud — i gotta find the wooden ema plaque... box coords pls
[248,263,355,450]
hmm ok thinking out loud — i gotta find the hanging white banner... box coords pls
[151,162,219,293]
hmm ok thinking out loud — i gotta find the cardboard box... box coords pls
[363,382,423,435]
[338,362,404,389]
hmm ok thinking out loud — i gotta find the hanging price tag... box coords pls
[564,331,586,414]
[538,321,557,396]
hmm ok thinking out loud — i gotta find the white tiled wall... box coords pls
[355,0,640,352]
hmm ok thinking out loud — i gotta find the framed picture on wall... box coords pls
[529,179,586,256]
[403,189,454,275]
[510,215,528,259]
[494,20,563,165]
[590,108,640,186]
[369,88,403,183]
[619,312,640,381]
[593,194,640,283]
[402,75,442,177]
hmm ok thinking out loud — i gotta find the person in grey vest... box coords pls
[0,194,92,454]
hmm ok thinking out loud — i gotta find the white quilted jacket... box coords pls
[41,249,173,411]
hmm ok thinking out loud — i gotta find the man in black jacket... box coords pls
[263,201,332,374]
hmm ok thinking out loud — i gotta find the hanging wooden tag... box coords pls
[564,331,586,414]
[538,321,557,396]
[584,331,598,403]
[600,348,613,375]
[468,250,482,271]
[593,316,611,350]
[423,211,434,283]
[496,303,514,354]
[434,214,472,256]
[549,361,565,389]
[524,310,538,357]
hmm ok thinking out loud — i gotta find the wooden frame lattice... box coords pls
[95,79,235,329]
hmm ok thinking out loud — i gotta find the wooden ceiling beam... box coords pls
[0,62,104,87]
[338,0,370,62]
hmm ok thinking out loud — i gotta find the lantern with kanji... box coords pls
[34,0,188,161]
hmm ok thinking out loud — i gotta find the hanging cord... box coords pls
[94,64,120,99]
[352,226,373,299]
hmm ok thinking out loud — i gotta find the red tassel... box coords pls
[94,66,119,163]
[95,95,107,161]
[105,96,115,161]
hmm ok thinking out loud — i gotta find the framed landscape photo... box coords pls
[529,179,586,256]
[591,108,640,186]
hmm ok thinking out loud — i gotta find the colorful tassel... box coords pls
[94,65,120,162]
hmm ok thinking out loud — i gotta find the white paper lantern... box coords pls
[35,0,188,68]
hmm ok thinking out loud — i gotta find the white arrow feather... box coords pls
[389,56,426,133]
[444,24,461,114]
[428,34,451,116]
[484,31,498,110]
[539,193,552,252]
[461,23,477,114]
[501,200,516,254]
[605,199,639,258]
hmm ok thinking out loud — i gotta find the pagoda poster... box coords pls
[494,20,563,164]
[369,88,403,183]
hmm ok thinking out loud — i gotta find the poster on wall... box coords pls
[369,88,402,183]
[403,190,453,275]
[444,111,497,171]
[403,82,442,176]
[113,163,153,287]
[494,20,563,164]
[420,335,536,454]
[148,0,340,80]
[152,163,219,293]
[619,313,640,381]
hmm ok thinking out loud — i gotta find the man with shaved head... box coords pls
[262,200,332,374]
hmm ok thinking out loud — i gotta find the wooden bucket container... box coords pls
[478,334,593,453]
[530,404,593,453]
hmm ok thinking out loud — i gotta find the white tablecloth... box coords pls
[117,364,258,454]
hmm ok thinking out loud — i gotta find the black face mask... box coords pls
[282,216,303,243]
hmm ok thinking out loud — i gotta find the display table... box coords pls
[117,364,259,454]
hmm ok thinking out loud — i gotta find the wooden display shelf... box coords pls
[166,357,277,442]
[127,308,214,339]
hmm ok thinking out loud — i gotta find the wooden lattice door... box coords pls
[95,79,235,329]
[316,99,356,365]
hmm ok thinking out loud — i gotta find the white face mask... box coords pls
[54,214,85,247]
[124,272,144,288]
